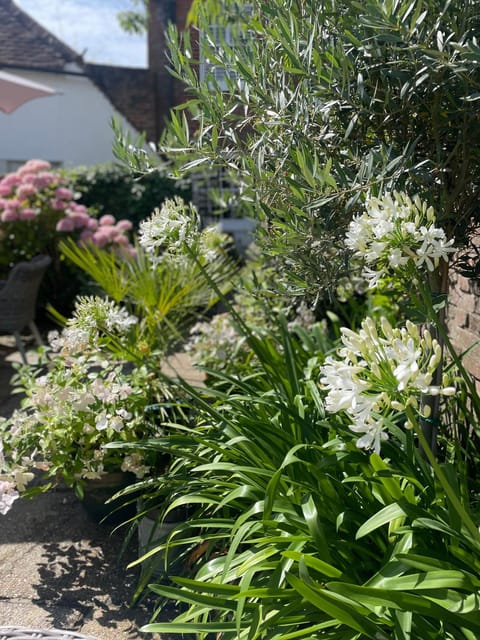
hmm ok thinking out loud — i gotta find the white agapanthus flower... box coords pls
[346,191,455,287]
[319,316,455,454]
[138,197,198,263]
[68,296,137,336]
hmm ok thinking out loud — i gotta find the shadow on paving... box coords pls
[0,339,181,638]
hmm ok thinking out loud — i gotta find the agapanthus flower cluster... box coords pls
[319,317,455,454]
[0,159,135,271]
[48,296,137,357]
[187,313,244,368]
[345,191,456,287]
[138,196,230,266]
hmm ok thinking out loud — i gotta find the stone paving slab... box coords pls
[0,484,163,640]
[0,338,196,640]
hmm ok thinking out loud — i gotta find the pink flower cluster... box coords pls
[0,159,134,253]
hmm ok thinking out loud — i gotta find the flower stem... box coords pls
[406,406,480,544]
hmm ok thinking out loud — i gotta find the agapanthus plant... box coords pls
[345,191,455,288]
[320,316,456,454]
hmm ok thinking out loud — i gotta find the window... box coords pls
[199,5,253,90]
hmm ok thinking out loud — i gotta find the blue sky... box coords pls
[16,0,147,68]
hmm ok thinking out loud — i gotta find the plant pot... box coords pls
[137,505,189,578]
[80,471,137,525]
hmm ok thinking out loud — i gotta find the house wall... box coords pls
[0,69,140,172]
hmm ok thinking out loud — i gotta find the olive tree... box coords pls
[119,0,480,302]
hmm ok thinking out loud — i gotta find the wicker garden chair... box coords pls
[0,255,51,363]
[0,628,99,640]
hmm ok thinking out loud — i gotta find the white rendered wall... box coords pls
[0,69,139,173]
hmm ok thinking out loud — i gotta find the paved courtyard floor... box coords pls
[0,336,192,640]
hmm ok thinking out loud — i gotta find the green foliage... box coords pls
[117,0,148,35]
[118,0,480,301]
[65,163,190,230]
[126,314,480,639]
[59,200,238,356]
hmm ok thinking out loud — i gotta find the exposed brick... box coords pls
[456,274,473,293]
[450,307,468,330]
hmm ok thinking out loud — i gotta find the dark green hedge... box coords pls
[66,163,191,229]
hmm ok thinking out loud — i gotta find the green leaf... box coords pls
[356,502,409,539]
[287,574,385,636]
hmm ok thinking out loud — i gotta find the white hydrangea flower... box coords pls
[346,191,455,287]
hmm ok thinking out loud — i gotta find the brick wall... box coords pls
[447,262,480,383]
[147,0,196,137]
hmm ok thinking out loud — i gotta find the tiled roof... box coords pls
[0,0,164,141]
[0,0,83,70]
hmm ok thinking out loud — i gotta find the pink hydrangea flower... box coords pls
[50,199,68,211]
[7,199,21,210]
[17,184,37,199]
[113,234,129,246]
[18,172,36,184]
[34,172,57,189]
[1,209,19,222]
[92,227,117,247]
[1,173,21,187]
[19,208,37,221]
[55,187,74,200]
[56,217,75,232]
[86,218,99,231]
[0,184,12,196]
[68,212,90,229]
[19,159,51,174]
[80,229,94,243]
[115,219,133,232]
[99,214,116,226]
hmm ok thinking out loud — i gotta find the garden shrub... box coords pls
[0,197,237,506]
[116,0,480,305]
[0,159,135,317]
[66,163,191,230]
[122,194,480,640]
